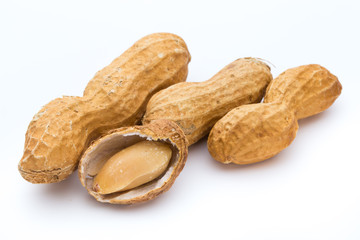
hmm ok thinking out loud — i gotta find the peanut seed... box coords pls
[93,141,172,194]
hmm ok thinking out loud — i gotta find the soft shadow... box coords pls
[200,134,296,172]
[69,174,183,211]
[36,163,186,211]
[38,171,176,211]
[79,186,179,212]
[206,150,289,172]
[188,136,207,152]
[40,171,82,197]
[297,110,329,128]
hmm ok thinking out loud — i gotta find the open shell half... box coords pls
[78,120,188,204]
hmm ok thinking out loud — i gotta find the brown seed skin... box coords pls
[78,119,188,205]
[18,33,191,184]
[208,103,298,164]
[264,64,342,119]
[143,58,273,145]
[208,64,341,165]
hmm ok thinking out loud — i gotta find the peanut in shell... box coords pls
[264,64,342,119]
[18,32,191,184]
[208,64,342,165]
[208,103,298,164]
[143,57,273,145]
[78,119,188,204]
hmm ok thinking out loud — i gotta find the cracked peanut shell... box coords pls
[78,119,188,204]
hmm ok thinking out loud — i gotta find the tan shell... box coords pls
[264,64,342,119]
[18,33,191,184]
[78,120,188,204]
[143,57,273,145]
[208,64,341,165]
[208,103,298,164]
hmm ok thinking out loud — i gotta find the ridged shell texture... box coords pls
[18,33,191,183]
[143,58,273,145]
[208,64,342,164]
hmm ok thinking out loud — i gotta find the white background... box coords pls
[1,0,360,239]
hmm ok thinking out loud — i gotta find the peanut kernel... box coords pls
[93,141,172,194]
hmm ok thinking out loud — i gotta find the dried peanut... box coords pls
[208,103,298,164]
[264,64,342,119]
[93,141,172,194]
[78,119,188,204]
[18,33,191,184]
[208,64,342,165]
[143,57,273,145]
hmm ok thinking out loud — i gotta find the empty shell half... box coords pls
[78,120,188,204]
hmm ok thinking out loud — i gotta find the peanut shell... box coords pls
[264,64,342,119]
[18,33,191,183]
[78,119,188,204]
[208,64,341,165]
[143,57,273,145]
[208,103,298,164]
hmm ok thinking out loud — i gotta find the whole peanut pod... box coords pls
[143,58,273,145]
[208,64,342,164]
[264,64,342,119]
[18,33,191,184]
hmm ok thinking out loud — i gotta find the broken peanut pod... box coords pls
[18,32,191,184]
[208,64,342,165]
[78,120,188,204]
[143,57,273,145]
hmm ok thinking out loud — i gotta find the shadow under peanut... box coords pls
[38,172,84,200]
[206,149,289,172]
[297,109,329,128]
[37,170,176,211]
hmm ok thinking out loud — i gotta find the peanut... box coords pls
[93,141,172,194]
[79,119,188,204]
[18,33,191,184]
[264,64,342,119]
[208,64,342,165]
[143,58,273,145]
